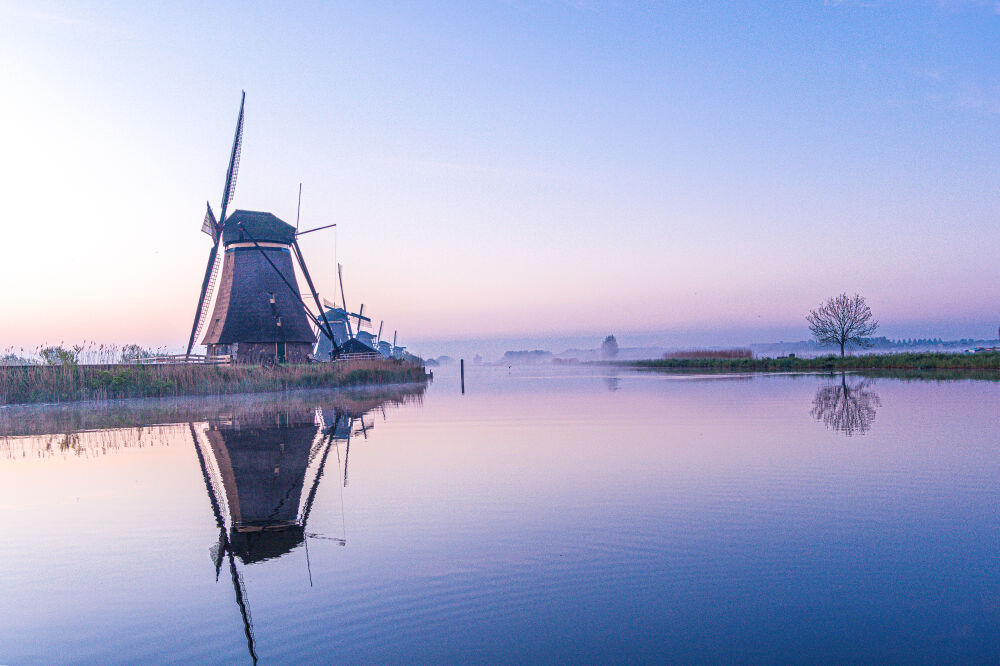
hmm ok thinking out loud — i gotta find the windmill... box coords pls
[185,389,425,663]
[315,263,373,359]
[185,93,338,363]
[188,409,341,665]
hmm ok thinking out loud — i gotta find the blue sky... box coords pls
[1,1,998,356]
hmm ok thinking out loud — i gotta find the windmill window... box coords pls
[268,292,275,304]
[276,316,282,327]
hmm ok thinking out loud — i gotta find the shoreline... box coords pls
[0,381,430,438]
[0,359,429,406]
[620,351,1000,378]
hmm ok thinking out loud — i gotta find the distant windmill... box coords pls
[185,92,338,363]
[316,263,372,359]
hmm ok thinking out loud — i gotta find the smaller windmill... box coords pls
[315,263,374,359]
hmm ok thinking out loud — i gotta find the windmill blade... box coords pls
[377,320,383,344]
[186,243,222,357]
[291,239,337,350]
[295,223,336,237]
[337,263,347,313]
[201,202,219,243]
[295,182,302,231]
[192,247,223,344]
[220,91,245,218]
[338,263,353,337]
[186,92,244,358]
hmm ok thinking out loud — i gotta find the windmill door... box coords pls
[276,342,286,363]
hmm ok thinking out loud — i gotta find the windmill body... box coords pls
[314,308,353,359]
[204,408,319,563]
[201,210,315,363]
[355,330,377,350]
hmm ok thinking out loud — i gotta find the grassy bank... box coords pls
[627,351,1000,374]
[0,359,429,405]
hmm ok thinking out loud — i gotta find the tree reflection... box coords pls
[811,374,881,436]
[604,373,621,392]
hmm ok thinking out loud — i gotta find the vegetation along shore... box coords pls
[627,351,1000,375]
[0,358,429,406]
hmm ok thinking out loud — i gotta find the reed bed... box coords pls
[630,351,1000,374]
[0,358,428,405]
[662,348,753,359]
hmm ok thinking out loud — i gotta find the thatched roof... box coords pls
[222,210,296,245]
[339,337,376,355]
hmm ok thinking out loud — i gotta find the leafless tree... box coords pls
[810,374,881,436]
[601,335,619,359]
[807,293,879,357]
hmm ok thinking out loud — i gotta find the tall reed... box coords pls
[0,357,428,405]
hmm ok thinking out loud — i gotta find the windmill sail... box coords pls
[201,202,219,243]
[222,95,245,210]
[192,248,224,345]
[185,92,246,358]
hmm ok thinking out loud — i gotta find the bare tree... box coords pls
[601,335,619,359]
[810,374,881,436]
[807,293,879,357]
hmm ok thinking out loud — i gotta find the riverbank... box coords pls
[0,359,429,405]
[626,351,1000,374]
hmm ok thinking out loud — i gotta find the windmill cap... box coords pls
[222,210,296,246]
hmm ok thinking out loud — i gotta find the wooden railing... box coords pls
[133,354,233,366]
[331,352,384,362]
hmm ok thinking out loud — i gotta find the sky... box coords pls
[1,1,998,358]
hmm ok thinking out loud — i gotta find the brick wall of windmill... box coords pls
[208,341,313,364]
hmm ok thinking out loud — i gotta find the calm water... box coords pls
[2,367,999,663]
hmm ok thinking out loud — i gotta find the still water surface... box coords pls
[1,367,999,663]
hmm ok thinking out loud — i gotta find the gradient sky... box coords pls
[1,1,998,356]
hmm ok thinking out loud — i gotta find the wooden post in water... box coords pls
[461,359,465,394]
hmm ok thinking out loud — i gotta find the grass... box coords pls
[627,351,1000,375]
[0,359,429,405]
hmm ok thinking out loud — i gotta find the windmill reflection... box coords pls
[811,374,881,436]
[187,387,423,664]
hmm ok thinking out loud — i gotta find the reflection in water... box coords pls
[811,374,881,436]
[1,426,171,460]
[604,372,621,392]
[0,387,424,457]
[188,388,422,664]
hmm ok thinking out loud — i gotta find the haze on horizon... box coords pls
[2,1,998,356]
